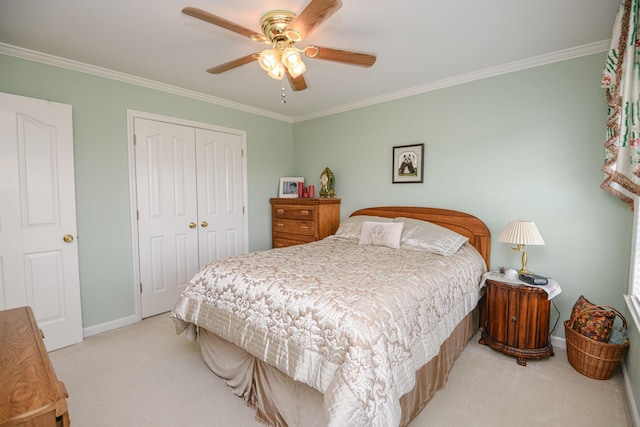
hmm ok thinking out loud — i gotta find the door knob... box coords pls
[188,222,196,229]
[201,221,208,228]
[63,234,74,243]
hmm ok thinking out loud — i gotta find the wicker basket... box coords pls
[564,305,629,380]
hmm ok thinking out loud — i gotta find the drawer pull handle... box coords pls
[300,226,309,230]
[277,223,284,227]
[277,209,285,214]
[301,210,309,215]
[511,316,516,325]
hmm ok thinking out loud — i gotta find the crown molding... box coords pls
[1,40,609,124]
[291,40,611,123]
[0,43,293,123]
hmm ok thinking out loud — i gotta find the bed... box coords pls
[170,206,491,427]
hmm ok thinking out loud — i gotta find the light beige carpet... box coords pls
[49,313,633,427]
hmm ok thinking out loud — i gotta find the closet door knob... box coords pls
[63,234,74,243]
[201,221,208,228]
[188,222,196,229]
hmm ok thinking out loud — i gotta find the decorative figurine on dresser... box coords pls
[319,167,336,198]
[271,167,339,248]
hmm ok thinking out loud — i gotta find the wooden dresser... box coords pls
[270,198,341,248]
[480,279,554,366]
[0,306,70,427]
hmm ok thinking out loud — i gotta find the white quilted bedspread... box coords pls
[171,237,486,427]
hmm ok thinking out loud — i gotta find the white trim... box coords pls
[552,335,640,427]
[550,334,566,350]
[623,361,640,427]
[627,194,640,332]
[625,295,640,333]
[126,109,249,320]
[292,40,611,122]
[126,113,143,323]
[0,43,292,123]
[82,314,138,338]
[0,40,609,124]
[630,195,640,296]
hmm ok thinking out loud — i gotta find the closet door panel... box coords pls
[135,118,198,318]
[196,128,245,265]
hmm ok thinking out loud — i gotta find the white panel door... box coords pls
[134,119,247,318]
[0,92,83,351]
[196,128,245,264]
[134,118,199,318]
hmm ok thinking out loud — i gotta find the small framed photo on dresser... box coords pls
[392,143,424,183]
[279,177,304,198]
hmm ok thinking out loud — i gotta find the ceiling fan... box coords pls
[182,0,377,92]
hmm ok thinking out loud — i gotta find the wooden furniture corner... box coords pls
[0,306,70,426]
[270,198,341,248]
[480,279,554,366]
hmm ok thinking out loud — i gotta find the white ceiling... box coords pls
[0,0,620,122]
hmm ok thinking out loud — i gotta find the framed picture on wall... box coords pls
[392,143,424,183]
[279,177,304,198]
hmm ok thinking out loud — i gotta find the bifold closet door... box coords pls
[134,119,246,318]
[195,128,245,265]
[134,118,199,318]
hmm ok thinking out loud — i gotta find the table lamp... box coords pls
[497,220,545,274]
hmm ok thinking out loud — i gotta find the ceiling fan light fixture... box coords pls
[282,47,302,69]
[258,49,279,72]
[267,62,286,80]
[287,61,307,79]
[283,29,302,42]
[184,2,376,92]
[304,46,320,58]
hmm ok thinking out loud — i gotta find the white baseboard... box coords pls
[623,362,640,427]
[552,334,638,426]
[550,334,566,350]
[82,314,139,338]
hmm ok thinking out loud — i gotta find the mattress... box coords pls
[171,236,487,426]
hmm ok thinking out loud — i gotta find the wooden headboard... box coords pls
[350,206,491,268]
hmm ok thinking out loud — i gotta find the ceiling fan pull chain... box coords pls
[281,82,287,104]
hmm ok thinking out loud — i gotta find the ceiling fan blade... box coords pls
[287,71,308,91]
[182,7,266,41]
[287,0,343,40]
[206,53,259,74]
[304,46,376,67]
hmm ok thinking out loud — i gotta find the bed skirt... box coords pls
[197,301,482,427]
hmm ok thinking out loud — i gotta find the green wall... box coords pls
[292,52,636,416]
[2,50,638,417]
[293,53,632,335]
[1,54,293,328]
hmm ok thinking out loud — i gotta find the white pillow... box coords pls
[334,215,394,242]
[358,221,404,249]
[395,217,469,256]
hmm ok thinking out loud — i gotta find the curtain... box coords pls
[602,0,640,210]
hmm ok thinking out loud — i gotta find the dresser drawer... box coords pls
[273,235,315,248]
[273,205,315,220]
[270,198,340,249]
[273,218,315,236]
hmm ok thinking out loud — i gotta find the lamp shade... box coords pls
[267,62,285,80]
[258,49,279,72]
[282,47,302,69]
[497,221,545,246]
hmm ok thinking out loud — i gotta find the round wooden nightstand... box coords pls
[479,278,555,366]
